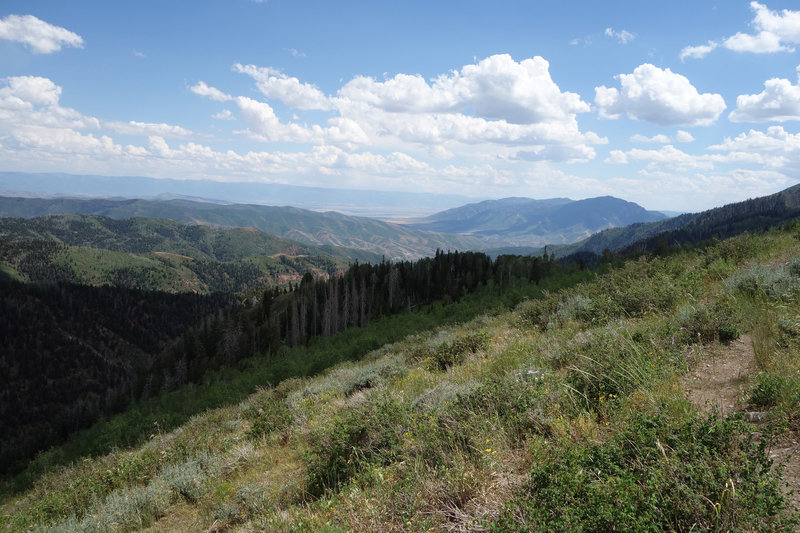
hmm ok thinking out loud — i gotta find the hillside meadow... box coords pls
[3,225,800,531]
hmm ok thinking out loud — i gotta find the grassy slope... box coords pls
[4,228,800,531]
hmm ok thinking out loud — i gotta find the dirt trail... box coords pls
[682,335,755,416]
[681,335,800,515]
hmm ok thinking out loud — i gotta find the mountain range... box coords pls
[0,196,488,261]
[0,172,479,218]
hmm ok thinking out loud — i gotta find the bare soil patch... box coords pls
[682,335,755,416]
[681,335,799,514]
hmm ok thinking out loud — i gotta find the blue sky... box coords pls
[2,1,800,211]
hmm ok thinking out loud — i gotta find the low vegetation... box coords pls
[3,221,800,531]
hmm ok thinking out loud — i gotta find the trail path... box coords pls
[681,335,800,515]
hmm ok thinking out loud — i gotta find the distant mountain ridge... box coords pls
[0,172,481,218]
[0,196,488,260]
[407,195,667,247]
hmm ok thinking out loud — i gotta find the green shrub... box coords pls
[304,399,408,497]
[490,412,793,532]
[247,396,293,440]
[675,300,740,345]
[428,332,489,371]
[747,372,799,410]
[455,374,549,442]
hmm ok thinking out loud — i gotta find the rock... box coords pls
[743,411,768,423]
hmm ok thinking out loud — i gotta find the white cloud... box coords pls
[680,41,718,61]
[0,76,100,130]
[105,120,194,138]
[730,71,800,122]
[684,2,800,58]
[285,48,306,58]
[339,54,589,124]
[133,50,145,58]
[675,130,695,143]
[594,64,726,126]
[212,109,235,121]
[708,125,800,154]
[0,75,61,107]
[605,150,629,164]
[0,14,83,54]
[629,133,671,143]
[190,81,232,102]
[604,27,636,44]
[233,96,368,149]
[190,54,601,163]
[724,30,789,53]
[233,63,331,110]
[620,145,715,170]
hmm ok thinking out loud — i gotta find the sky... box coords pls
[3,2,800,211]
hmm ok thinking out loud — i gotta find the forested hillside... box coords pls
[0,282,230,474]
[0,245,565,482]
[0,215,376,294]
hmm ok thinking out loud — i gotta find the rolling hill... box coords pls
[407,195,667,247]
[0,214,381,293]
[0,196,487,260]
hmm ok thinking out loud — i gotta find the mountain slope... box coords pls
[0,196,486,260]
[555,183,800,257]
[5,226,799,531]
[408,195,666,246]
[0,215,379,293]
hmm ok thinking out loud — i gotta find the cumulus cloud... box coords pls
[233,96,368,149]
[683,2,800,58]
[0,14,83,54]
[233,64,330,110]
[708,125,800,154]
[188,54,602,163]
[730,70,800,122]
[339,54,589,124]
[675,130,695,143]
[190,81,232,102]
[604,27,636,44]
[0,76,100,130]
[594,64,726,126]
